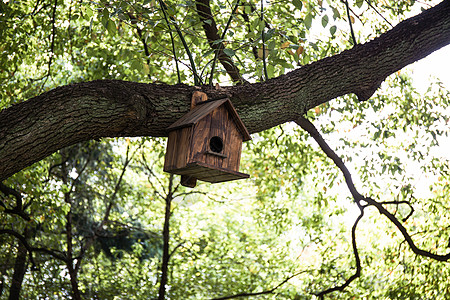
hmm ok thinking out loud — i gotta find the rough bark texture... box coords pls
[8,228,30,300]
[1,1,450,181]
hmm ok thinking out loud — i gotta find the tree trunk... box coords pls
[1,1,450,181]
[158,178,174,300]
[8,228,30,300]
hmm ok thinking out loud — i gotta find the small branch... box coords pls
[371,200,414,222]
[196,0,245,84]
[365,0,393,27]
[0,183,30,221]
[240,2,259,60]
[159,0,202,85]
[295,116,363,201]
[261,0,268,81]
[364,197,450,261]
[211,270,309,300]
[0,229,67,268]
[168,241,184,260]
[209,0,241,85]
[156,5,181,83]
[315,208,364,299]
[344,0,357,46]
[101,144,133,224]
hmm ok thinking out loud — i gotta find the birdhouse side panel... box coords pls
[188,114,211,164]
[164,127,192,172]
[221,115,243,172]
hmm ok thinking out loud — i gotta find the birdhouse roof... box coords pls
[167,98,251,141]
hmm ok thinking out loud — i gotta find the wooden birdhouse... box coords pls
[164,91,251,187]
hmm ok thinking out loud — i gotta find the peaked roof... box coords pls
[167,98,251,141]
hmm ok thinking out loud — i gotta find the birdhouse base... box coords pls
[167,161,249,183]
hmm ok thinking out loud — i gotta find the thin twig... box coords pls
[157,4,182,83]
[209,0,241,85]
[211,270,310,300]
[41,0,58,89]
[261,0,268,81]
[365,0,393,27]
[344,0,357,45]
[315,208,364,299]
[159,0,202,85]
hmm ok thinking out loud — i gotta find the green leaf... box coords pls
[263,28,275,41]
[304,14,313,30]
[267,64,274,78]
[293,0,303,10]
[356,0,364,8]
[321,15,329,27]
[223,48,235,57]
[330,25,337,35]
[106,20,117,36]
[332,7,340,20]
[131,59,143,72]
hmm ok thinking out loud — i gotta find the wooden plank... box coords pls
[205,106,227,168]
[167,99,228,131]
[189,115,210,163]
[163,130,178,171]
[226,119,242,172]
[166,162,249,183]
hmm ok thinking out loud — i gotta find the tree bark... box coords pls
[1,1,450,181]
[8,228,30,300]
[158,177,174,300]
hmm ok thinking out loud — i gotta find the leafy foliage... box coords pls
[1,0,449,299]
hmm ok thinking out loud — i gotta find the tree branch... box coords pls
[0,229,68,267]
[315,208,364,299]
[196,0,245,84]
[364,197,450,261]
[211,270,310,300]
[344,0,357,45]
[295,116,363,201]
[158,174,175,300]
[1,1,450,180]
[159,0,202,85]
[296,115,450,296]
[0,183,30,221]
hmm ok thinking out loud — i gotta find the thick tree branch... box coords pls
[295,117,363,201]
[158,174,175,300]
[1,1,450,180]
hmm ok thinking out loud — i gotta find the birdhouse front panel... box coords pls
[188,105,242,172]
